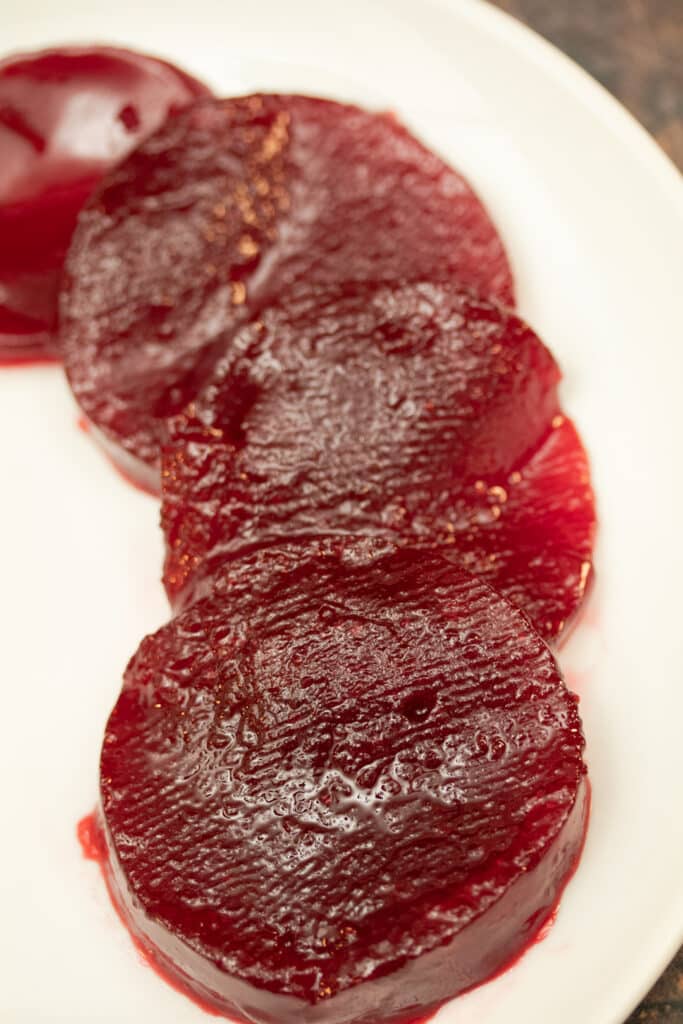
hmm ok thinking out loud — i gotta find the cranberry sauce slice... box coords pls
[443,413,595,643]
[60,94,514,489]
[100,541,588,1024]
[160,281,594,642]
[0,45,210,361]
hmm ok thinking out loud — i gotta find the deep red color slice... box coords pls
[161,281,594,641]
[100,542,588,1024]
[0,45,210,361]
[60,94,515,489]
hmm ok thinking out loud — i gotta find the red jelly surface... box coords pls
[161,282,595,642]
[100,542,588,1024]
[60,94,514,490]
[0,46,210,361]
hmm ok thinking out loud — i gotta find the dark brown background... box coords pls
[486,2,682,1021]
[491,0,683,166]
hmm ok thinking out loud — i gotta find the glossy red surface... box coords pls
[100,542,588,1024]
[81,779,589,1024]
[0,45,210,361]
[60,94,515,488]
[160,281,594,642]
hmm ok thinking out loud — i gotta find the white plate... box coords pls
[1,1,682,1022]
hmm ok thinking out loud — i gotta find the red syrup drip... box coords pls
[0,352,60,368]
[78,781,591,1020]
[77,812,105,861]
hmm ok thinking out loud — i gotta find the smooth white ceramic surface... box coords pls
[1,1,681,1022]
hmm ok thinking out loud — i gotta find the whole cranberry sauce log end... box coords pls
[0,46,211,362]
[100,543,589,1024]
[59,94,515,490]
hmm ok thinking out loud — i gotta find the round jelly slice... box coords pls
[160,281,594,642]
[0,45,210,361]
[60,93,515,490]
[100,542,588,1024]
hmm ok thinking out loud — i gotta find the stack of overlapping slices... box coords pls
[1,47,596,1024]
